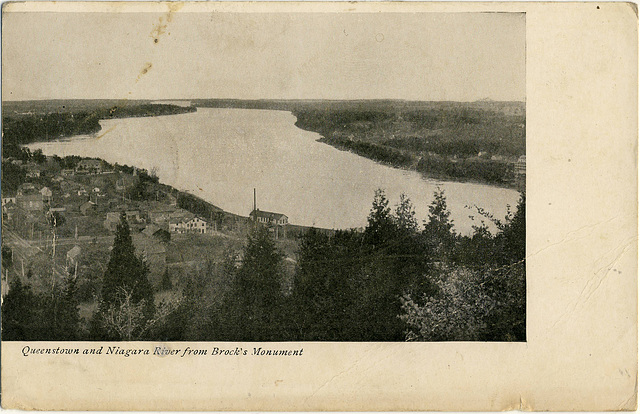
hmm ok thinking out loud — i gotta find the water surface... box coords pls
[30,108,521,233]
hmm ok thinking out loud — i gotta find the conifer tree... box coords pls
[160,267,173,291]
[423,188,456,260]
[101,213,154,310]
[1,277,40,340]
[364,189,396,249]
[223,227,284,341]
[43,272,82,340]
[57,272,82,339]
[93,213,155,339]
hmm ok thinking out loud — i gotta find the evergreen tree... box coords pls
[221,227,284,341]
[92,213,155,339]
[56,273,82,339]
[101,213,154,310]
[394,193,419,234]
[44,272,82,340]
[1,277,41,340]
[423,188,456,260]
[2,246,13,271]
[292,228,360,340]
[363,189,396,249]
[495,192,526,266]
[159,267,173,291]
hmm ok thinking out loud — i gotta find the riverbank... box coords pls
[2,100,196,159]
[1,152,317,303]
[192,99,526,190]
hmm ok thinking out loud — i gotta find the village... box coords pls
[1,153,300,317]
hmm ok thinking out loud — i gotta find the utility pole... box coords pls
[51,214,57,292]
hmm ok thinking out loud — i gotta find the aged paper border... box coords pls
[1,2,637,411]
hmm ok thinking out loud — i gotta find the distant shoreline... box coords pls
[5,99,525,192]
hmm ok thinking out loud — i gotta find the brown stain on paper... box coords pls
[136,62,153,82]
[150,3,184,44]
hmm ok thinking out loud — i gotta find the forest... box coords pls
[2,188,525,342]
[292,105,525,187]
[2,102,195,159]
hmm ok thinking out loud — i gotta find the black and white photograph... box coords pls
[0,8,528,343]
[1,2,637,412]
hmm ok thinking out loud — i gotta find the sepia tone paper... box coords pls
[1,1,637,411]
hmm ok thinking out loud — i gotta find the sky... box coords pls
[2,10,525,102]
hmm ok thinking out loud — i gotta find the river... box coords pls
[29,107,521,233]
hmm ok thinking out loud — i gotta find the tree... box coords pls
[2,246,13,271]
[394,193,418,234]
[495,192,526,266]
[101,213,154,310]
[1,277,41,340]
[400,266,495,341]
[212,212,225,232]
[100,286,181,341]
[292,228,360,340]
[159,267,173,291]
[44,272,82,340]
[220,227,284,341]
[423,188,456,260]
[93,213,155,339]
[363,189,395,249]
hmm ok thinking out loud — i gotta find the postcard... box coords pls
[1,2,636,411]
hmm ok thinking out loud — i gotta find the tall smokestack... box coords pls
[253,188,257,224]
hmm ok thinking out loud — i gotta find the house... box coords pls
[61,169,75,176]
[125,210,143,223]
[76,159,103,174]
[250,209,288,226]
[66,245,82,269]
[17,183,37,196]
[185,217,208,234]
[40,187,53,203]
[169,216,208,234]
[17,193,44,212]
[77,188,88,196]
[2,195,16,207]
[25,164,43,178]
[147,206,178,224]
[80,201,96,215]
[104,212,121,231]
[3,203,20,221]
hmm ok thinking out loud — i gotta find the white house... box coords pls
[169,216,208,234]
